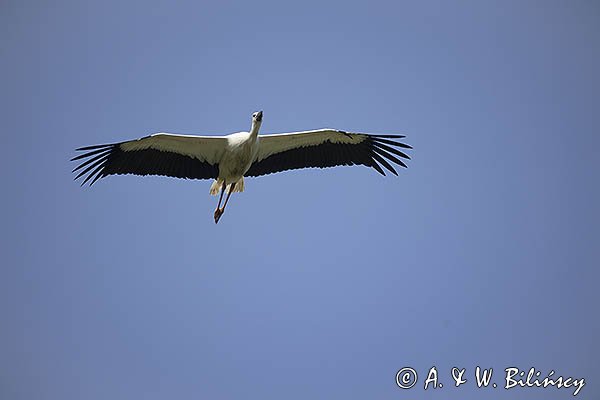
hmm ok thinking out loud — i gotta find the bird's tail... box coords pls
[209,179,222,195]
[209,178,245,196]
[233,178,245,193]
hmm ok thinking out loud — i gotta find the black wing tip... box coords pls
[368,135,412,174]
[372,142,411,162]
[71,143,119,186]
[74,143,117,151]
[371,137,412,150]
[371,151,398,176]
[371,135,411,144]
[371,161,386,176]
[372,134,406,139]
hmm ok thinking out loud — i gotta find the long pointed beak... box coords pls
[256,111,263,122]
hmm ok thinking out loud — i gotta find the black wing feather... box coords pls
[71,142,219,186]
[245,134,411,177]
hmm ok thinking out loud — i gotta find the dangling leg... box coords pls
[214,181,236,224]
[214,181,226,224]
[216,181,226,209]
[222,181,236,211]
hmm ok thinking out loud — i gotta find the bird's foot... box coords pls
[214,208,224,224]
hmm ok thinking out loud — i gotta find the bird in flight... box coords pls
[72,111,412,223]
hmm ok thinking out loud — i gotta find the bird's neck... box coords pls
[249,122,261,138]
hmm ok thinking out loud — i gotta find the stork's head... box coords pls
[250,111,263,135]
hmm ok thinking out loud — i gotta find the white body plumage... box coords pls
[209,130,260,195]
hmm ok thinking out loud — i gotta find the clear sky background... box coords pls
[1,1,599,399]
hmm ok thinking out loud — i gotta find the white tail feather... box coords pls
[209,179,222,195]
[233,177,245,193]
[209,178,245,196]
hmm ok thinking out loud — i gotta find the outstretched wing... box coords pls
[246,129,411,177]
[71,133,227,186]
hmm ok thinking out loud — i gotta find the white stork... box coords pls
[72,111,412,223]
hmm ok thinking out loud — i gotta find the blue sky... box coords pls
[2,1,599,399]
